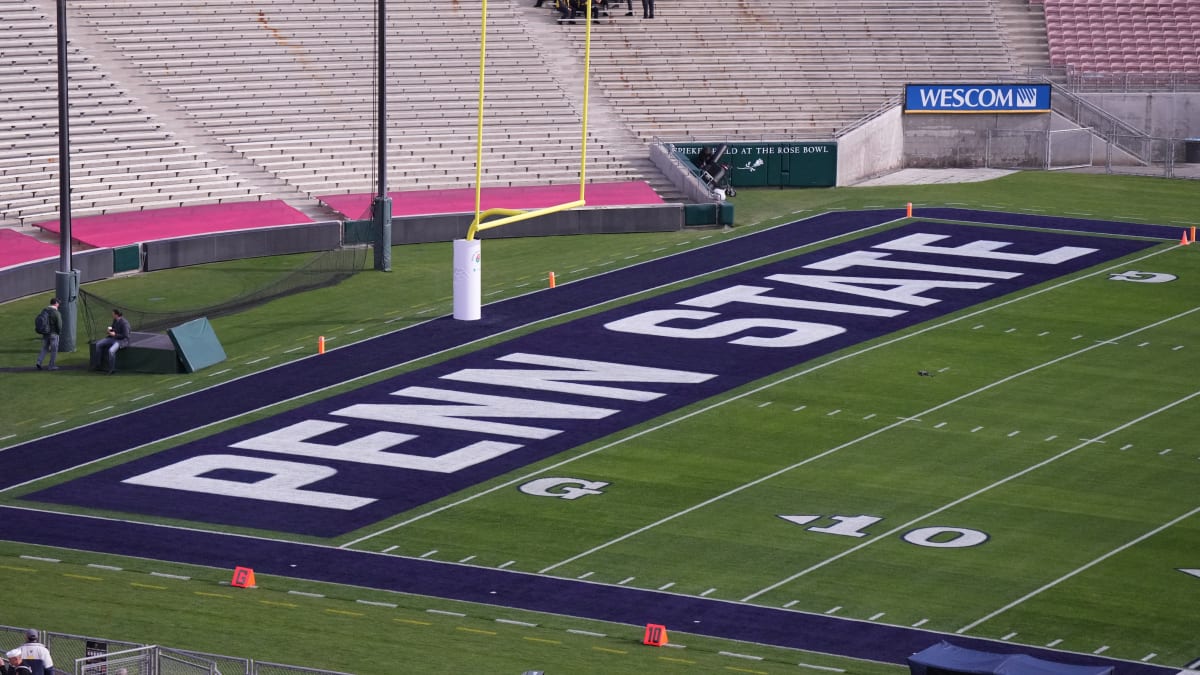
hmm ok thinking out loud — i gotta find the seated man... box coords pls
[95,308,131,375]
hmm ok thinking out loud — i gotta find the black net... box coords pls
[79,245,368,338]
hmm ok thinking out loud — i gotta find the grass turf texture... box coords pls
[1,170,1198,673]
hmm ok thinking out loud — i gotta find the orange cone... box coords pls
[1181,231,1191,246]
[642,623,668,646]
[231,566,256,588]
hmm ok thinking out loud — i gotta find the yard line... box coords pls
[539,303,1200,577]
[342,247,1184,551]
[746,387,1200,604]
[956,487,1200,634]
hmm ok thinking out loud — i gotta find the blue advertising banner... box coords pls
[904,83,1051,113]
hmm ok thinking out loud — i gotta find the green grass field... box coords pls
[1,171,1198,674]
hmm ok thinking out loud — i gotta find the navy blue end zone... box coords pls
[28,222,1155,536]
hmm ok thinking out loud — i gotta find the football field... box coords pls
[1,198,1198,674]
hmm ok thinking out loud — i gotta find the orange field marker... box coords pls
[231,566,256,589]
[906,202,913,218]
[1181,231,1191,246]
[318,336,326,354]
[642,623,668,646]
[548,271,556,288]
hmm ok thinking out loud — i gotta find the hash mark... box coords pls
[1045,435,1058,442]
[1002,632,1017,640]
[245,357,269,364]
[1159,448,1172,456]
[458,555,475,563]
[1120,444,1133,451]
[783,600,798,608]
[132,394,154,401]
[825,606,841,614]
[1093,646,1109,655]
[283,346,305,353]
[420,550,438,558]
[700,588,716,597]
[972,324,985,330]
[912,619,928,628]
[1173,345,1184,351]
[1038,331,1049,336]
[382,545,397,553]
[1141,653,1157,662]
[618,576,635,585]
[869,612,886,621]
[863,413,877,420]
[1005,328,1016,334]
[658,582,675,591]
[577,571,593,579]
[934,422,947,429]
[827,409,841,416]
[1071,335,1083,340]
[1046,639,1062,647]
[1137,342,1150,348]
[497,561,515,569]
[793,405,807,412]
[757,401,772,408]
[971,426,984,433]
[1007,430,1020,437]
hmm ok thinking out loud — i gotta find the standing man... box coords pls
[641,0,653,18]
[35,297,62,371]
[95,308,131,375]
[9,629,53,675]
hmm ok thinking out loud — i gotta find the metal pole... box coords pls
[56,0,80,352]
[371,0,391,271]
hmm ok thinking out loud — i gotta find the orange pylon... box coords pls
[642,624,668,646]
[1181,231,1191,246]
[548,272,556,288]
[231,566,256,588]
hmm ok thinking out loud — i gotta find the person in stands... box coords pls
[6,629,53,675]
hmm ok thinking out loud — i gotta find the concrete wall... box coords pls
[1079,93,1200,138]
[836,107,904,185]
[0,248,113,304]
[390,204,683,245]
[143,221,342,272]
[902,112,1052,168]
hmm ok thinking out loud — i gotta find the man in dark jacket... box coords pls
[95,308,131,375]
[35,297,62,371]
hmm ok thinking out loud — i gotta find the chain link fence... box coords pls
[2,626,353,675]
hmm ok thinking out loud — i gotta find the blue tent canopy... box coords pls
[908,642,1115,675]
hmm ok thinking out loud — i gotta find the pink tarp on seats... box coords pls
[317,181,664,219]
[35,200,312,249]
[0,229,59,268]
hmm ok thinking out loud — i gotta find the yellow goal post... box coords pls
[464,0,596,240]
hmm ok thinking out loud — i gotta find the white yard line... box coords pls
[957,502,1200,634]
[342,245,1183,551]
[546,304,1200,578]
[745,387,1200,603]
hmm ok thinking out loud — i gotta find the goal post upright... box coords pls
[453,0,594,320]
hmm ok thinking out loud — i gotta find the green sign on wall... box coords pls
[675,142,837,188]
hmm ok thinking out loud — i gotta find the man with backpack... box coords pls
[34,297,62,371]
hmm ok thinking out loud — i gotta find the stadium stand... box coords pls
[1,0,1026,230]
[1043,0,1200,75]
[0,0,266,227]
